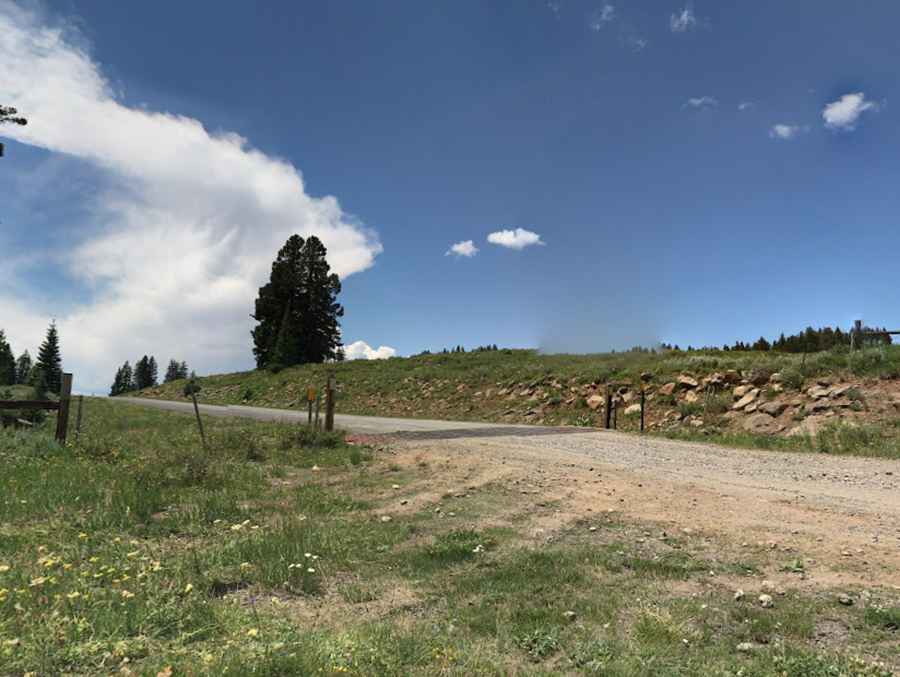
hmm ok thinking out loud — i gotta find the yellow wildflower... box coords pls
[66,591,81,600]
[184,583,193,593]
[0,564,10,573]
[247,628,259,638]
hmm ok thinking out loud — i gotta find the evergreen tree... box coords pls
[178,361,189,379]
[15,351,32,385]
[110,361,136,396]
[251,235,344,368]
[0,330,15,386]
[164,360,180,383]
[35,321,62,395]
[148,356,158,387]
[133,356,158,390]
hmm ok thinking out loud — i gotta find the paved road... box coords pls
[113,397,549,436]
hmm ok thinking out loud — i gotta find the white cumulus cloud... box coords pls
[588,4,615,31]
[670,6,697,32]
[683,96,718,109]
[343,341,397,361]
[768,124,808,140]
[0,2,382,393]
[822,92,880,131]
[738,101,754,111]
[445,240,479,258]
[487,228,545,250]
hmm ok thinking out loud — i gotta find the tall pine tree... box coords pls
[0,330,15,386]
[35,322,62,395]
[251,235,343,368]
[133,356,159,390]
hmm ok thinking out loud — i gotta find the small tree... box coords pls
[35,322,63,395]
[0,331,15,386]
[133,356,158,390]
[15,350,32,385]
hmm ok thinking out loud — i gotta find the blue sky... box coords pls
[2,0,899,392]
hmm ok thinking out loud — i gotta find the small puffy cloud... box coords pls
[670,6,697,32]
[487,228,545,250]
[625,35,649,52]
[769,124,809,140]
[588,4,615,31]
[822,92,880,131]
[683,96,718,109]
[445,240,479,258]
[738,101,754,111]
[343,341,397,361]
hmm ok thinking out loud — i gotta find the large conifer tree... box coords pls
[251,235,343,368]
[35,322,62,394]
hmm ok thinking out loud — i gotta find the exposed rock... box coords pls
[810,400,832,413]
[758,594,775,609]
[816,377,833,387]
[744,402,758,413]
[759,401,788,416]
[622,391,635,403]
[658,382,676,396]
[624,404,642,416]
[769,372,783,383]
[808,385,830,399]
[724,369,741,383]
[837,593,854,606]
[736,642,755,653]
[748,369,772,387]
[563,610,577,622]
[743,413,783,435]
[586,395,605,411]
[684,390,700,404]
[689,418,704,428]
[733,589,745,601]
[830,384,852,398]
[678,374,699,389]
[788,415,829,438]
[733,385,752,398]
[732,389,759,410]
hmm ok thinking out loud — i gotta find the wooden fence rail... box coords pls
[0,372,73,444]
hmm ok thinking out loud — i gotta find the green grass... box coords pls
[665,419,900,460]
[1,399,897,674]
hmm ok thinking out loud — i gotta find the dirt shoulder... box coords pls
[371,428,900,591]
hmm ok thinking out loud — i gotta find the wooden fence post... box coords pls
[55,373,73,444]
[307,390,314,427]
[75,395,84,442]
[191,390,207,450]
[640,388,645,433]
[315,394,321,429]
[325,373,336,432]
[604,385,613,430]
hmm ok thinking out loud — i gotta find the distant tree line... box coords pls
[0,321,64,396]
[110,357,189,395]
[660,324,893,354]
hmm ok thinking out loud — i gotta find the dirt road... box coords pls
[116,396,900,588]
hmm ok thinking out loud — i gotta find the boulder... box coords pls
[678,374,699,389]
[622,391,635,403]
[759,401,788,417]
[830,384,852,398]
[810,400,832,413]
[788,415,829,438]
[624,403,642,416]
[684,390,700,404]
[807,385,830,399]
[769,372,783,383]
[733,384,752,398]
[586,395,605,411]
[658,382,676,396]
[724,370,741,383]
[743,413,783,435]
[748,369,772,387]
[732,389,759,410]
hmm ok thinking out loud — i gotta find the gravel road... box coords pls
[115,396,900,584]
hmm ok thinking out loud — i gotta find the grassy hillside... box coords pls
[140,346,900,453]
